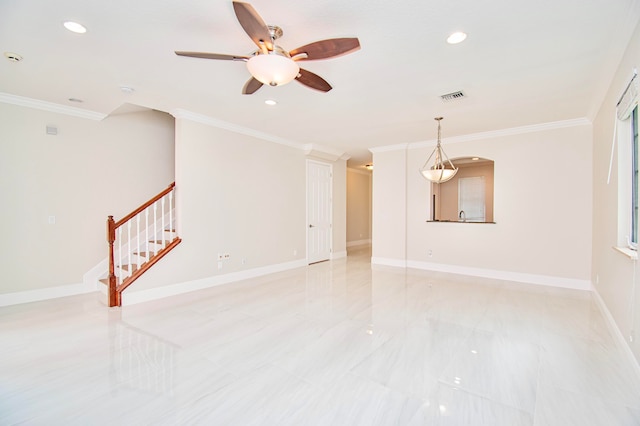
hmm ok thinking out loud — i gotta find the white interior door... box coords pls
[307,161,332,264]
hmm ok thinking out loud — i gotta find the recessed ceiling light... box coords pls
[447,32,467,44]
[63,21,87,34]
[4,52,23,62]
[265,99,277,106]
[120,86,135,94]
[68,98,83,103]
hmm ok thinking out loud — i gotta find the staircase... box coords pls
[102,183,181,307]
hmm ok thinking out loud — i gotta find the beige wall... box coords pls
[373,123,593,283]
[592,20,640,362]
[347,168,372,244]
[0,103,175,293]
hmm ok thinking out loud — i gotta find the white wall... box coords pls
[372,147,408,264]
[128,116,347,296]
[0,103,175,294]
[332,159,348,257]
[592,20,640,363]
[373,123,593,287]
[346,168,372,245]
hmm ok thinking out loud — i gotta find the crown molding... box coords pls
[172,108,304,150]
[369,118,592,153]
[304,143,348,162]
[172,109,351,161]
[0,92,107,120]
[347,167,372,176]
[369,143,409,153]
[409,117,592,149]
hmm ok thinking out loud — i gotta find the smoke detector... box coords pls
[440,90,466,102]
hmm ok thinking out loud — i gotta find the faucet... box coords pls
[459,210,466,222]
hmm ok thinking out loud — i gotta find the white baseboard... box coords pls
[331,251,347,260]
[347,239,371,247]
[592,287,640,379]
[0,282,96,307]
[370,257,591,291]
[371,257,407,268]
[122,259,308,306]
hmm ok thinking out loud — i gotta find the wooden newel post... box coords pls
[107,216,119,307]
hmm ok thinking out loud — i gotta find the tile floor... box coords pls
[1,245,640,425]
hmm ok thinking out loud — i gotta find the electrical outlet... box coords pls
[428,249,433,257]
[217,261,223,270]
[242,258,247,265]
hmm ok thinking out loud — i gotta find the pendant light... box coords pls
[419,117,458,183]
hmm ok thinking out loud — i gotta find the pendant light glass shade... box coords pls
[247,52,300,87]
[419,117,458,183]
[420,168,457,182]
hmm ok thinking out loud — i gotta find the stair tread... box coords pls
[149,238,177,244]
[120,264,139,272]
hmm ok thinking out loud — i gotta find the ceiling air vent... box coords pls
[440,90,466,102]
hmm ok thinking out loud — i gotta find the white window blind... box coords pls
[608,70,639,184]
[618,73,639,121]
[458,176,485,222]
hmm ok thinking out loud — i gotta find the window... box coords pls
[614,73,638,251]
[631,106,638,248]
[458,177,485,222]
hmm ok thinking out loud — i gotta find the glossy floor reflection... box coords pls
[2,245,640,425]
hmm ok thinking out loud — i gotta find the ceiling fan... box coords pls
[175,1,360,94]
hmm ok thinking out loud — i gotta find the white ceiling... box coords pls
[1,0,639,167]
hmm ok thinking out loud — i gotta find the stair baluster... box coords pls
[106,183,181,307]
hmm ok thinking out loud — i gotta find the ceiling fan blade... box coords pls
[175,51,248,61]
[290,38,360,61]
[295,68,332,92]
[232,1,273,51]
[242,77,263,95]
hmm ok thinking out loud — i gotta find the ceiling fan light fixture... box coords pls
[247,52,300,87]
